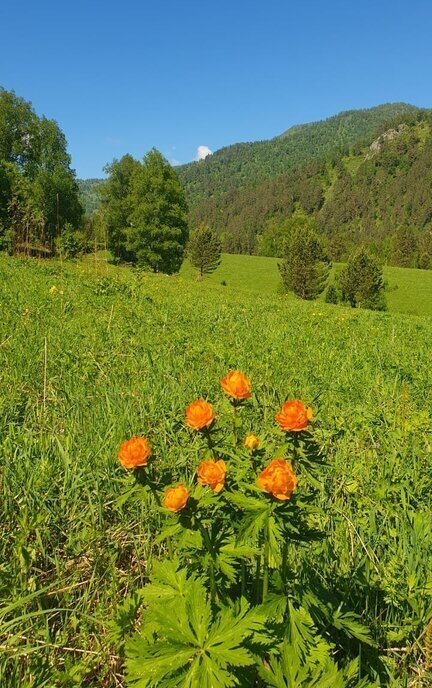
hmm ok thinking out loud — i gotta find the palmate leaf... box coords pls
[216,543,259,583]
[331,608,375,646]
[126,563,262,688]
[228,491,271,542]
[256,637,378,688]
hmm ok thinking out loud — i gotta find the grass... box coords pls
[181,253,432,317]
[1,253,431,686]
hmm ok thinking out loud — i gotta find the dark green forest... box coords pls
[177,102,418,206]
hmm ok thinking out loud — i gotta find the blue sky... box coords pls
[2,0,432,178]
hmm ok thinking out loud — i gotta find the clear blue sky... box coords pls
[2,0,431,178]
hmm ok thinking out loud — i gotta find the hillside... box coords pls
[77,178,105,216]
[177,103,418,207]
[180,252,432,317]
[78,103,419,223]
[188,109,432,259]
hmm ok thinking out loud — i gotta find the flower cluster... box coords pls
[117,371,313,513]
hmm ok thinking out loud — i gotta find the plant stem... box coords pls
[166,535,174,559]
[262,543,269,604]
[203,426,214,454]
[281,541,288,591]
[241,561,246,598]
[232,401,239,446]
[254,555,261,604]
[262,520,270,603]
[198,521,217,604]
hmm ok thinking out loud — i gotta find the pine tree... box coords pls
[187,224,221,278]
[279,220,330,300]
[338,246,386,310]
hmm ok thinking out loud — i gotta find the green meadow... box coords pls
[181,253,432,317]
[1,254,431,686]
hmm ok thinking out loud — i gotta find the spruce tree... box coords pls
[338,246,386,310]
[187,224,221,278]
[279,221,330,300]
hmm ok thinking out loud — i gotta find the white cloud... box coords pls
[196,145,213,161]
[170,158,181,167]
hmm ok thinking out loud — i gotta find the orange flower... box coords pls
[185,399,215,431]
[220,370,251,400]
[275,400,312,432]
[163,483,190,512]
[118,436,151,469]
[244,433,261,451]
[197,459,226,493]
[257,458,298,501]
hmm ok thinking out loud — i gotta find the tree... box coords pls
[325,284,339,304]
[0,87,82,253]
[102,154,140,262]
[128,149,188,273]
[187,224,221,278]
[279,219,330,299]
[338,246,386,310]
[392,225,418,267]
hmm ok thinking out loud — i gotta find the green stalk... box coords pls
[281,541,288,591]
[262,532,269,603]
[198,521,217,604]
[166,535,174,559]
[232,400,239,446]
[254,554,261,604]
[241,561,246,598]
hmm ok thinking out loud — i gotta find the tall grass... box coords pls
[0,255,431,686]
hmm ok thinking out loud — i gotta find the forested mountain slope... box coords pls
[187,109,432,261]
[177,103,418,207]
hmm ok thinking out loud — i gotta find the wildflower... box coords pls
[49,285,58,294]
[244,433,261,451]
[185,399,215,431]
[197,459,226,492]
[257,458,298,500]
[118,436,151,469]
[275,400,312,432]
[220,370,251,400]
[163,483,189,512]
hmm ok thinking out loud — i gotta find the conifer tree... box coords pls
[279,220,330,299]
[187,224,221,278]
[338,246,386,310]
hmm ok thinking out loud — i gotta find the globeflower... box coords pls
[163,483,190,512]
[185,399,215,431]
[118,436,151,469]
[244,433,261,451]
[257,458,298,501]
[275,400,312,432]
[220,370,251,400]
[197,459,226,493]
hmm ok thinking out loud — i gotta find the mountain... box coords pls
[78,103,432,264]
[187,107,432,262]
[77,178,105,216]
[177,103,419,208]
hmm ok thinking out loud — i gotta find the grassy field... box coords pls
[1,254,431,686]
[181,253,432,317]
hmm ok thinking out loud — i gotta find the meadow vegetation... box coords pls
[0,254,431,686]
[181,252,432,317]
